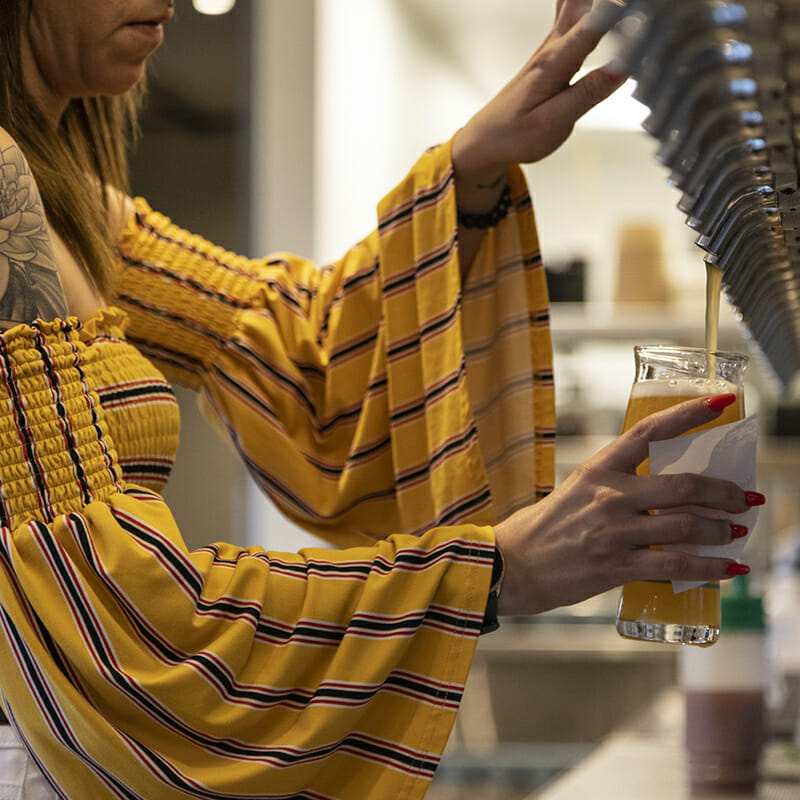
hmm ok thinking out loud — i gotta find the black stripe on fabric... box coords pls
[0,482,8,530]
[267,434,388,480]
[123,486,163,500]
[396,424,477,489]
[38,523,295,764]
[377,170,454,233]
[201,547,372,581]
[115,295,227,347]
[222,342,379,438]
[346,734,439,776]
[57,322,125,491]
[0,602,145,800]
[341,259,379,293]
[217,425,319,518]
[42,523,427,780]
[117,253,253,310]
[32,615,75,690]
[121,463,174,477]
[309,672,459,708]
[0,336,52,521]
[315,254,362,345]
[386,673,462,706]
[386,295,461,362]
[126,225,314,313]
[222,344,316,418]
[470,374,535,418]
[301,561,372,578]
[368,541,488,576]
[129,730,436,795]
[381,235,457,296]
[348,615,423,635]
[394,542,484,567]
[390,359,467,425]
[347,435,391,465]
[425,607,482,634]
[112,514,204,597]
[71,515,344,695]
[462,315,532,361]
[328,329,379,365]
[0,542,75,701]
[308,375,388,438]
[205,392,400,519]
[435,489,493,528]
[531,309,550,324]
[30,326,93,506]
[316,384,384,436]
[98,384,176,405]
[463,251,542,299]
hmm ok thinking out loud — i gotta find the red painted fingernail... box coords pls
[706,393,737,411]
[731,525,748,540]
[726,563,751,577]
[605,69,628,85]
[745,492,766,506]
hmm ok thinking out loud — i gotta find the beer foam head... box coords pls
[630,377,740,398]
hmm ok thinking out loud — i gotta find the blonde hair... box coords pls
[0,0,144,298]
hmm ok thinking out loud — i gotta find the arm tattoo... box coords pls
[0,142,68,325]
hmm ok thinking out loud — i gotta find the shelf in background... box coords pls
[549,303,747,349]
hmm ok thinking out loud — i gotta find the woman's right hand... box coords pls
[494,395,760,616]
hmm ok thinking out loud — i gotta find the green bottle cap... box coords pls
[721,575,765,631]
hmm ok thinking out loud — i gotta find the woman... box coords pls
[0,1,759,797]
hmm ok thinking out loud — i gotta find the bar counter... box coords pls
[534,691,800,800]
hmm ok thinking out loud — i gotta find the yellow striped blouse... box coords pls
[0,139,554,798]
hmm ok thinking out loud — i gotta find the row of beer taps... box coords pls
[596,0,800,389]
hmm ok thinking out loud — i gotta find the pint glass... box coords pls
[615,345,748,645]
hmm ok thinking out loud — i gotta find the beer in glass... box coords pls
[615,345,748,645]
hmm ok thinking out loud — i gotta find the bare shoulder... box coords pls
[0,125,16,149]
[0,125,68,327]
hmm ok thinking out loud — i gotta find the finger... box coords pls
[621,549,749,585]
[597,394,737,472]
[630,473,750,516]
[555,0,593,34]
[537,64,626,130]
[529,18,615,108]
[620,512,746,549]
[554,8,608,72]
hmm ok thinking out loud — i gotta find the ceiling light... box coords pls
[193,0,236,15]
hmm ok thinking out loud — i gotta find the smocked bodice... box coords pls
[0,310,179,529]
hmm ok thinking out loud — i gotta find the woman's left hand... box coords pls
[452,0,626,195]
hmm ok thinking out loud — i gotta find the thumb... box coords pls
[596,394,738,473]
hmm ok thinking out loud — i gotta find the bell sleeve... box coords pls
[0,317,496,798]
[115,137,556,543]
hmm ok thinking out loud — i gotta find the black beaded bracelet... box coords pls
[457,184,512,230]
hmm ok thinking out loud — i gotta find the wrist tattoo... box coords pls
[476,173,506,191]
[0,142,67,326]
